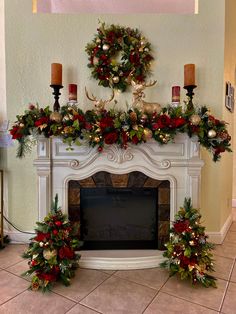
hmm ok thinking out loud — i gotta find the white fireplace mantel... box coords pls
[33,134,204,269]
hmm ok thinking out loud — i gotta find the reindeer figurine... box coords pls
[131,80,161,114]
[85,87,115,112]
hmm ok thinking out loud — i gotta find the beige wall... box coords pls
[4,0,231,232]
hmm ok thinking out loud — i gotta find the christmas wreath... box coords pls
[85,22,154,92]
[22,195,81,292]
[160,198,217,288]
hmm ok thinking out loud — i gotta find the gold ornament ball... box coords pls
[43,249,57,260]
[102,44,110,51]
[208,129,217,138]
[96,38,101,43]
[190,114,201,126]
[143,128,153,140]
[19,123,24,127]
[50,111,62,123]
[112,76,120,84]
[94,136,100,143]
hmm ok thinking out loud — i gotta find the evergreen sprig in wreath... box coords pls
[85,23,154,92]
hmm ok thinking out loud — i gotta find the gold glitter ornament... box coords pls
[129,111,137,123]
[190,114,201,126]
[50,111,62,123]
[143,128,153,140]
[43,249,57,260]
[112,76,120,84]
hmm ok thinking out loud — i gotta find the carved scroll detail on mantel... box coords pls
[106,146,133,164]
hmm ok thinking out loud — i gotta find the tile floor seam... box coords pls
[53,269,113,304]
[112,273,162,292]
[141,274,170,313]
[218,258,236,313]
[2,259,26,270]
[0,286,29,307]
[3,267,31,283]
[77,272,118,304]
[159,290,222,313]
[64,303,103,314]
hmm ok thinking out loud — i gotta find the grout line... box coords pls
[141,274,170,313]
[0,287,29,307]
[64,303,102,314]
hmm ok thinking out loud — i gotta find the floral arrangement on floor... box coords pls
[9,102,231,161]
[85,22,154,92]
[22,195,81,292]
[160,198,217,288]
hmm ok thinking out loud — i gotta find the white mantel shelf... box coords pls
[34,134,204,270]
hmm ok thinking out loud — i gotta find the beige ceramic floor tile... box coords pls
[80,275,156,314]
[53,268,109,302]
[221,282,236,314]
[144,291,218,314]
[213,242,236,259]
[101,269,116,275]
[0,244,26,269]
[0,270,28,305]
[115,267,169,290]
[223,231,236,244]
[229,222,236,232]
[229,262,236,283]
[6,259,31,280]
[67,304,99,314]
[213,255,234,281]
[161,276,227,311]
[0,290,75,314]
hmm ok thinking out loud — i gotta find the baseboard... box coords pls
[5,230,34,244]
[232,199,236,208]
[207,213,233,244]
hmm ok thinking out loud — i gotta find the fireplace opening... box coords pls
[80,187,158,249]
[68,171,170,250]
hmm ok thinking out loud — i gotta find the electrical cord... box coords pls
[3,215,35,235]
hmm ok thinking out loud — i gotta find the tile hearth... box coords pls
[1,222,236,313]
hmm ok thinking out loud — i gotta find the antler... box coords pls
[85,87,98,102]
[108,89,115,102]
[143,80,157,88]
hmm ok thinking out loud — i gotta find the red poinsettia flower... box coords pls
[35,117,49,127]
[129,52,140,64]
[39,273,57,282]
[173,220,190,233]
[104,132,118,145]
[59,246,75,259]
[35,232,50,242]
[52,229,58,236]
[10,126,23,139]
[170,117,186,128]
[73,114,85,123]
[154,115,171,129]
[99,117,114,131]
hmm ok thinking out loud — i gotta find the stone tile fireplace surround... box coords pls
[34,134,204,269]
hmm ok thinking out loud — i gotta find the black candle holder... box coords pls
[50,84,63,112]
[183,85,197,111]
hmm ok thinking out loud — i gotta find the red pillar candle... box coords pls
[51,63,62,85]
[184,64,195,86]
[68,84,77,101]
[172,86,180,102]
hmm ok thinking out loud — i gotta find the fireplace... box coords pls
[34,134,204,269]
[68,172,170,250]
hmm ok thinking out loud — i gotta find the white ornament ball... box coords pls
[208,129,217,138]
[102,44,110,51]
[39,242,44,247]
[190,114,201,126]
[112,76,120,84]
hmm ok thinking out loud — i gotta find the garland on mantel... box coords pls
[9,102,231,161]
